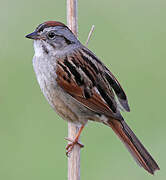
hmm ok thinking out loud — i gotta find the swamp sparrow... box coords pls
[26,21,159,174]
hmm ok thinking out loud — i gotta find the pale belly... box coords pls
[32,55,104,125]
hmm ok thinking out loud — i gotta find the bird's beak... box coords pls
[25,31,40,40]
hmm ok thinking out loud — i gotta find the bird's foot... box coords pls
[65,137,84,157]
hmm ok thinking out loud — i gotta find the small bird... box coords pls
[26,21,159,174]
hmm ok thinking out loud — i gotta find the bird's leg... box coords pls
[65,125,85,156]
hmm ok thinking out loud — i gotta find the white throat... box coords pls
[33,40,45,57]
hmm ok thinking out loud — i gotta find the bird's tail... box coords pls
[107,119,159,174]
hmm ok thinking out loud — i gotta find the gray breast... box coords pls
[32,41,105,124]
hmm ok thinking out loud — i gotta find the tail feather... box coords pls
[107,119,159,174]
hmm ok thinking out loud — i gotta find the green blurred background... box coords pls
[0,0,165,179]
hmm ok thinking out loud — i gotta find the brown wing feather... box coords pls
[104,69,130,111]
[56,52,123,120]
[56,62,83,96]
[75,90,115,117]
[81,47,130,112]
[56,61,113,116]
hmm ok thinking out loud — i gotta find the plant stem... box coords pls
[66,1,80,180]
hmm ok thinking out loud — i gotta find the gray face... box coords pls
[26,26,80,56]
[38,27,75,49]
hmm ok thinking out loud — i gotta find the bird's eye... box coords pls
[47,31,56,39]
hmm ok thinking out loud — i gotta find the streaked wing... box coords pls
[56,46,130,120]
[80,47,130,112]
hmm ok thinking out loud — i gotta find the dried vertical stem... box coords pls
[67,0,78,36]
[85,25,95,46]
[66,1,80,180]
